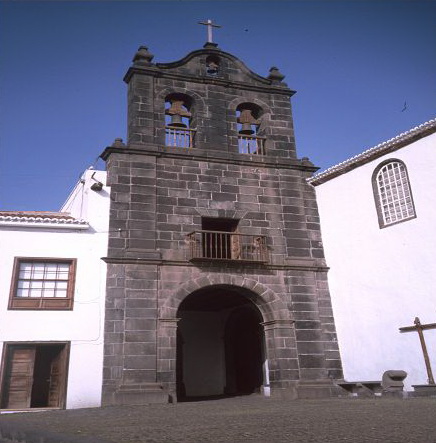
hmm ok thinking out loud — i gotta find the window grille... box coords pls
[375,161,416,227]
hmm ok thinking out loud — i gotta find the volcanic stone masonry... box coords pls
[100,42,343,405]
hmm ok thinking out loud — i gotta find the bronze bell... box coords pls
[169,114,187,128]
[238,108,257,134]
[239,123,254,135]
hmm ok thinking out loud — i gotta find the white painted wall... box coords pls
[0,169,110,409]
[314,133,436,390]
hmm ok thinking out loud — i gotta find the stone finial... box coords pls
[112,138,126,147]
[132,46,154,66]
[301,157,314,167]
[268,66,285,82]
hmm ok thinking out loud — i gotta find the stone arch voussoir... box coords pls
[228,96,272,115]
[156,87,206,116]
[159,274,289,323]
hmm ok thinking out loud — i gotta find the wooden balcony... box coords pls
[165,126,196,148]
[187,231,269,263]
[238,135,266,155]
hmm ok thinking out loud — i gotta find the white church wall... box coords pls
[0,170,110,409]
[314,132,436,391]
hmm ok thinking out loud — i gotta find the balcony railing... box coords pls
[238,135,266,156]
[187,231,269,263]
[165,126,196,148]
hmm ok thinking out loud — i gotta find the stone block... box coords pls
[125,331,156,343]
[124,342,156,356]
[125,318,156,331]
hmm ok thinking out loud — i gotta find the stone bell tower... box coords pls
[100,34,343,405]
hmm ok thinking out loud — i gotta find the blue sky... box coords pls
[1,0,435,211]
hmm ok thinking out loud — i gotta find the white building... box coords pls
[309,118,436,391]
[0,169,109,410]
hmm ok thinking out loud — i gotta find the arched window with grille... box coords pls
[372,159,416,228]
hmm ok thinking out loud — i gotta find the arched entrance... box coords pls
[176,285,265,401]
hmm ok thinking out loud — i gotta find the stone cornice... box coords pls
[100,144,319,173]
[101,256,329,272]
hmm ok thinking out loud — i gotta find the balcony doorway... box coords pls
[201,217,239,260]
[188,218,268,263]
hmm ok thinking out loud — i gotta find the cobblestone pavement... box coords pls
[1,395,436,443]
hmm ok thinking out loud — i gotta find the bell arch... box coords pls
[155,88,207,149]
[228,96,272,115]
[164,92,193,129]
[229,96,272,132]
[228,97,272,155]
[156,87,207,120]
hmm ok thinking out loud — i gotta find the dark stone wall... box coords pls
[101,45,342,405]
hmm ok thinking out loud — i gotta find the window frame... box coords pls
[8,257,76,310]
[372,159,417,229]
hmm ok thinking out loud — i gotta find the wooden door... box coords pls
[4,347,36,409]
[47,346,67,407]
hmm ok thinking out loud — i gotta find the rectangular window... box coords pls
[9,258,76,310]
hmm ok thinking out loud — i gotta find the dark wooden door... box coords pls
[47,346,67,407]
[4,347,36,409]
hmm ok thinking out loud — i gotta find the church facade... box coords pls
[99,42,343,405]
[309,119,436,391]
[3,38,434,409]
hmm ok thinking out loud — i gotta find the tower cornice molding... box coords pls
[100,145,318,173]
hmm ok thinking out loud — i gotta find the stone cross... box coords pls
[198,19,221,43]
[400,317,436,385]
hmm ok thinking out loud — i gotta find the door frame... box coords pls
[0,341,70,410]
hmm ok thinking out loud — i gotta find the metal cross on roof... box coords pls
[198,19,221,43]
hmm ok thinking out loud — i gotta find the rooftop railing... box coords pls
[187,231,269,263]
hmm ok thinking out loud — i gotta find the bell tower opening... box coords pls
[176,285,265,401]
[236,102,265,155]
[165,93,195,148]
